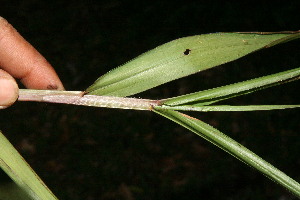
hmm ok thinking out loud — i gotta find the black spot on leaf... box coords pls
[184,49,191,55]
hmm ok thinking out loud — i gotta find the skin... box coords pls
[0,17,64,108]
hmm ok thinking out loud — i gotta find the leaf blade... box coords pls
[162,67,300,106]
[158,105,300,112]
[0,182,32,200]
[0,131,58,200]
[87,32,300,97]
[153,108,300,197]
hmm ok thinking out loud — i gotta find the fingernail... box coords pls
[47,83,65,91]
[47,84,58,90]
[0,78,19,107]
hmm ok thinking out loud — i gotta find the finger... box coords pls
[0,17,64,90]
[0,69,18,108]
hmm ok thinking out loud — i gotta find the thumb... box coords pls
[0,69,19,109]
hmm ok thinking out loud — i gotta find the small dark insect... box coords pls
[183,49,191,55]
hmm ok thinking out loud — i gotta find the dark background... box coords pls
[0,1,299,199]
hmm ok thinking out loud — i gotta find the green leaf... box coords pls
[0,131,58,200]
[153,108,300,197]
[162,67,300,106]
[86,32,300,97]
[158,105,300,112]
[0,181,32,200]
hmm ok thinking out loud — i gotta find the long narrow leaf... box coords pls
[86,32,300,97]
[163,67,300,106]
[0,182,32,200]
[153,109,300,197]
[0,131,58,200]
[158,105,300,112]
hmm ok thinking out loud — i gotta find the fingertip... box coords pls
[0,16,65,91]
[0,70,19,107]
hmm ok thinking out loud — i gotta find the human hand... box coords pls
[0,17,64,109]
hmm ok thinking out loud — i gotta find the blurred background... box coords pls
[0,1,299,199]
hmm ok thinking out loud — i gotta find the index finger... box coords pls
[0,17,64,90]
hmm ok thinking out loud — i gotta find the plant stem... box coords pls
[18,89,160,111]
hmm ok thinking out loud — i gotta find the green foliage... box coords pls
[86,31,300,198]
[87,32,299,97]
[0,131,58,200]
[0,182,32,200]
[159,104,300,112]
[153,109,300,197]
[0,31,299,199]
[160,67,300,108]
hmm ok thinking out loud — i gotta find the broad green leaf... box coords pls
[153,108,300,197]
[87,32,300,97]
[158,105,300,112]
[0,131,58,200]
[162,67,300,106]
